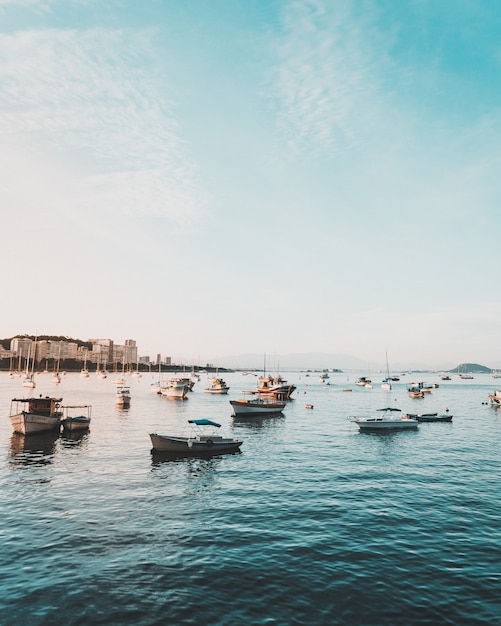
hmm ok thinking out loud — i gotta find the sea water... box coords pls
[1,371,500,625]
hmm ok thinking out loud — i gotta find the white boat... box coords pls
[115,385,131,408]
[488,390,501,406]
[22,374,36,389]
[150,419,242,454]
[352,407,419,431]
[230,397,286,416]
[22,341,37,388]
[61,404,92,431]
[355,377,372,387]
[160,378,189,399]
[204,378,230,394]
[9,396,63,435]
[80,350,90,378]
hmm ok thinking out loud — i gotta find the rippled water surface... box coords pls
[1,371,500,625]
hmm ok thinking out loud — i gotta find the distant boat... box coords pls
[355,377,372,387]
[204,378,230,394]
[150,419,242,455]
[381,352,392,391]
[115,385,131,408]
[61,404,92,431]
[488,390,501,406]
[408,387,425,399]
[22,341,36,389]
[10,396,63,435]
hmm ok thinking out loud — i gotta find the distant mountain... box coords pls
[449,363,492,374]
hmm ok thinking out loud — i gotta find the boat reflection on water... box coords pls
[9,431,59,467]
[151,448,241,465]
[231,413,286,431]
[60,429,90,448]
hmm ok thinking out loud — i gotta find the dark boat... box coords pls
[407,413,453,422]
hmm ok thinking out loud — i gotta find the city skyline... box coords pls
[2,1,501,371]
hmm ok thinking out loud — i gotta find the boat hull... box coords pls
[355,418,418,431]
[230,400,285,416]
[10,411,61,435]
[150,433,242,454]
[61,417,91,431]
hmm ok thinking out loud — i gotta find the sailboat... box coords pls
[52,345,61,385]
[381,352,392,391]
[80,349,90,378]
[22,340,36,389]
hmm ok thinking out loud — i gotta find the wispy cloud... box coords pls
[0,26,203,222]
[268,0,388,158]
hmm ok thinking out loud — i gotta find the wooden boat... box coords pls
[115,385,131,408]
[408,387,425,398]
[352,407,419,431]
[204,378,230,394]
[255,375,296,400]
[10,396,63,435]
[61,404,92,431]
[150,419,242,454]
[230,397,286,416]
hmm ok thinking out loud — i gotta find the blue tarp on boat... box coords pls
[188,419,221,427]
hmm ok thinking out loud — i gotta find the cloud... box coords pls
[267,0,388,158]
[0,26,203,223]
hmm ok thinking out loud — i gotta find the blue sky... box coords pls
[1,0,500,370]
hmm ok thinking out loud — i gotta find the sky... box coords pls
[1,0,500,371]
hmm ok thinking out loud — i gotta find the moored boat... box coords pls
[255,375,296,400]
[9,396,63,435]
[61,404,92,431]
[230,397,286,416]
[355,377,372,387]
[204,378,230,394]
[405,412,453,423]
[352,407,419,431]
[160,378,189,399]
[150,419,242,454]
[115,385,131,408]
[488,390,501,406]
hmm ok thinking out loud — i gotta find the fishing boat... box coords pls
[230,397,286,416]
[255,375,296,400]
[160,378,189,399]
[352,407,419,431]
[150,419,242,454]
[115,385,131,408]
[9,396,63,435]
[61,404,92,431]
[204,378,230,394]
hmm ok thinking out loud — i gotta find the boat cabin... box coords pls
[11,396,62,416]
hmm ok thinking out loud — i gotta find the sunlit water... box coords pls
[1,370,500,625]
